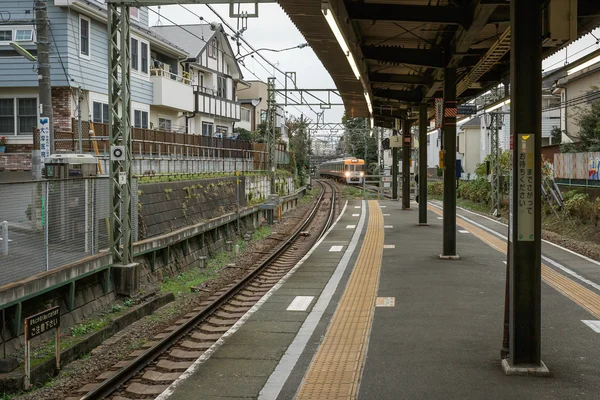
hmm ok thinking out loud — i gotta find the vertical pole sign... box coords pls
[24,306,60,389]
[39,117,50,175]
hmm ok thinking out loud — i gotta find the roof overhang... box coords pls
[279,0,600,126]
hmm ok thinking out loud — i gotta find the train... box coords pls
[318,157,365,184]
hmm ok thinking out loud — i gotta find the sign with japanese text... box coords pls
[517,134,534,241]
[457,105,477,115]
[24,306,61,389]
[435,99,443,128]
[25,306,60,340]
[39,117,50,173]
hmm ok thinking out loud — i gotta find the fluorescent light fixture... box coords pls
[322,2,361,80]
[457,117,470,124]
[567,55,600,75]
[10,42,36,62]
[364,91,373,114]
[484,99,510,113]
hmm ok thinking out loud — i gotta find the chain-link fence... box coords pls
[0,178,138,287]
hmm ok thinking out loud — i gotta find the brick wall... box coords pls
[5,143,33,153]
[52,87,72,132]
[0,153,32,171]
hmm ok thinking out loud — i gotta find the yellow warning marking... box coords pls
[297,200,383,400]
[428,205,600,319]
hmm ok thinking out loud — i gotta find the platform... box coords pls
[160,199,600,400]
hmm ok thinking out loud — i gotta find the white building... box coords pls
[152,24,243,138]
[236,80,288,143]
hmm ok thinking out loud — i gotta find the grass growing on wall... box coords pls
[160,226,272,296]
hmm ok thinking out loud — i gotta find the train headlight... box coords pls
[345,172,350,177]
[359,171,364,176]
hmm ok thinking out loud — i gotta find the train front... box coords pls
[344,158,365,184]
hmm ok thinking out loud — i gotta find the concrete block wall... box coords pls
[0,273,114,358]
[245,175,295,202]
[138,177,245,239]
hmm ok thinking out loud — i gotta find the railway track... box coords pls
[74,180,338,400]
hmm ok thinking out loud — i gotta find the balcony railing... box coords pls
[194,85,241,121]
[150,68,194,112]
[150,68,192,86]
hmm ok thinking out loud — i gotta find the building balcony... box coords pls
[150,69,194,112]
[195,86,241,121]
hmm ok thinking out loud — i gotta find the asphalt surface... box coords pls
[358,201,600,400]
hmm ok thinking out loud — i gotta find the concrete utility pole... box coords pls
[35,0,53,155]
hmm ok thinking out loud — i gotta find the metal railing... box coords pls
[150,67,192,86]
[0,177,138,287]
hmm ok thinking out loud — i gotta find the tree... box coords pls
[342,113,377,174]
[475,150,511,177]
[286,116,310,171]
[233,127,252,142]
[550,126,562,145]
[569,100,600,152]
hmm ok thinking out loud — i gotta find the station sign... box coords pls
[457,105,477,115]
[389,136,402,148]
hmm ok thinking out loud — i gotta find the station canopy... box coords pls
[278,0,600,127]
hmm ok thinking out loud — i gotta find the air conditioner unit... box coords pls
[542,0,577,47]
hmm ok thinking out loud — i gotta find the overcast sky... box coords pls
[149,4,600,127]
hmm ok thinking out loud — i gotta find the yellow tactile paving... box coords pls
[296,201,384,400]
[428,205,600,319]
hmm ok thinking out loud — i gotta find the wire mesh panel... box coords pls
[0,178,121,287]
[0,181,47,285]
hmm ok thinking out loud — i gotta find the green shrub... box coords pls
[563,192,590,219]
[427,181,444,196]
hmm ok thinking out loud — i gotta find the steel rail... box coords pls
[81,181,331,400]
[318,181,337,241]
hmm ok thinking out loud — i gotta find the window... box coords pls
[208,38,217,59]
[216,125,228,138]
[134,110,149,129]
[129,37,148,75]
[159,117,172,132]
[241,108,251,122]
[18,99,36,135]
[0,26,34,44]
[80,16,90,58]
[92,102,109,124]
[131,38,138,71]
[0,98,38,135]
[0,99,14,134]
[0,31,11,41]
[260,111,267,122]
[130,7,139,20]
[141,42,148,73]
[15,29,33,41]
[217,76,227,98]
[202,122,213,136]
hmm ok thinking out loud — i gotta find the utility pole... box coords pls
[77,86,83,153]
[267,77,277,194]
[35,0,54,155]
